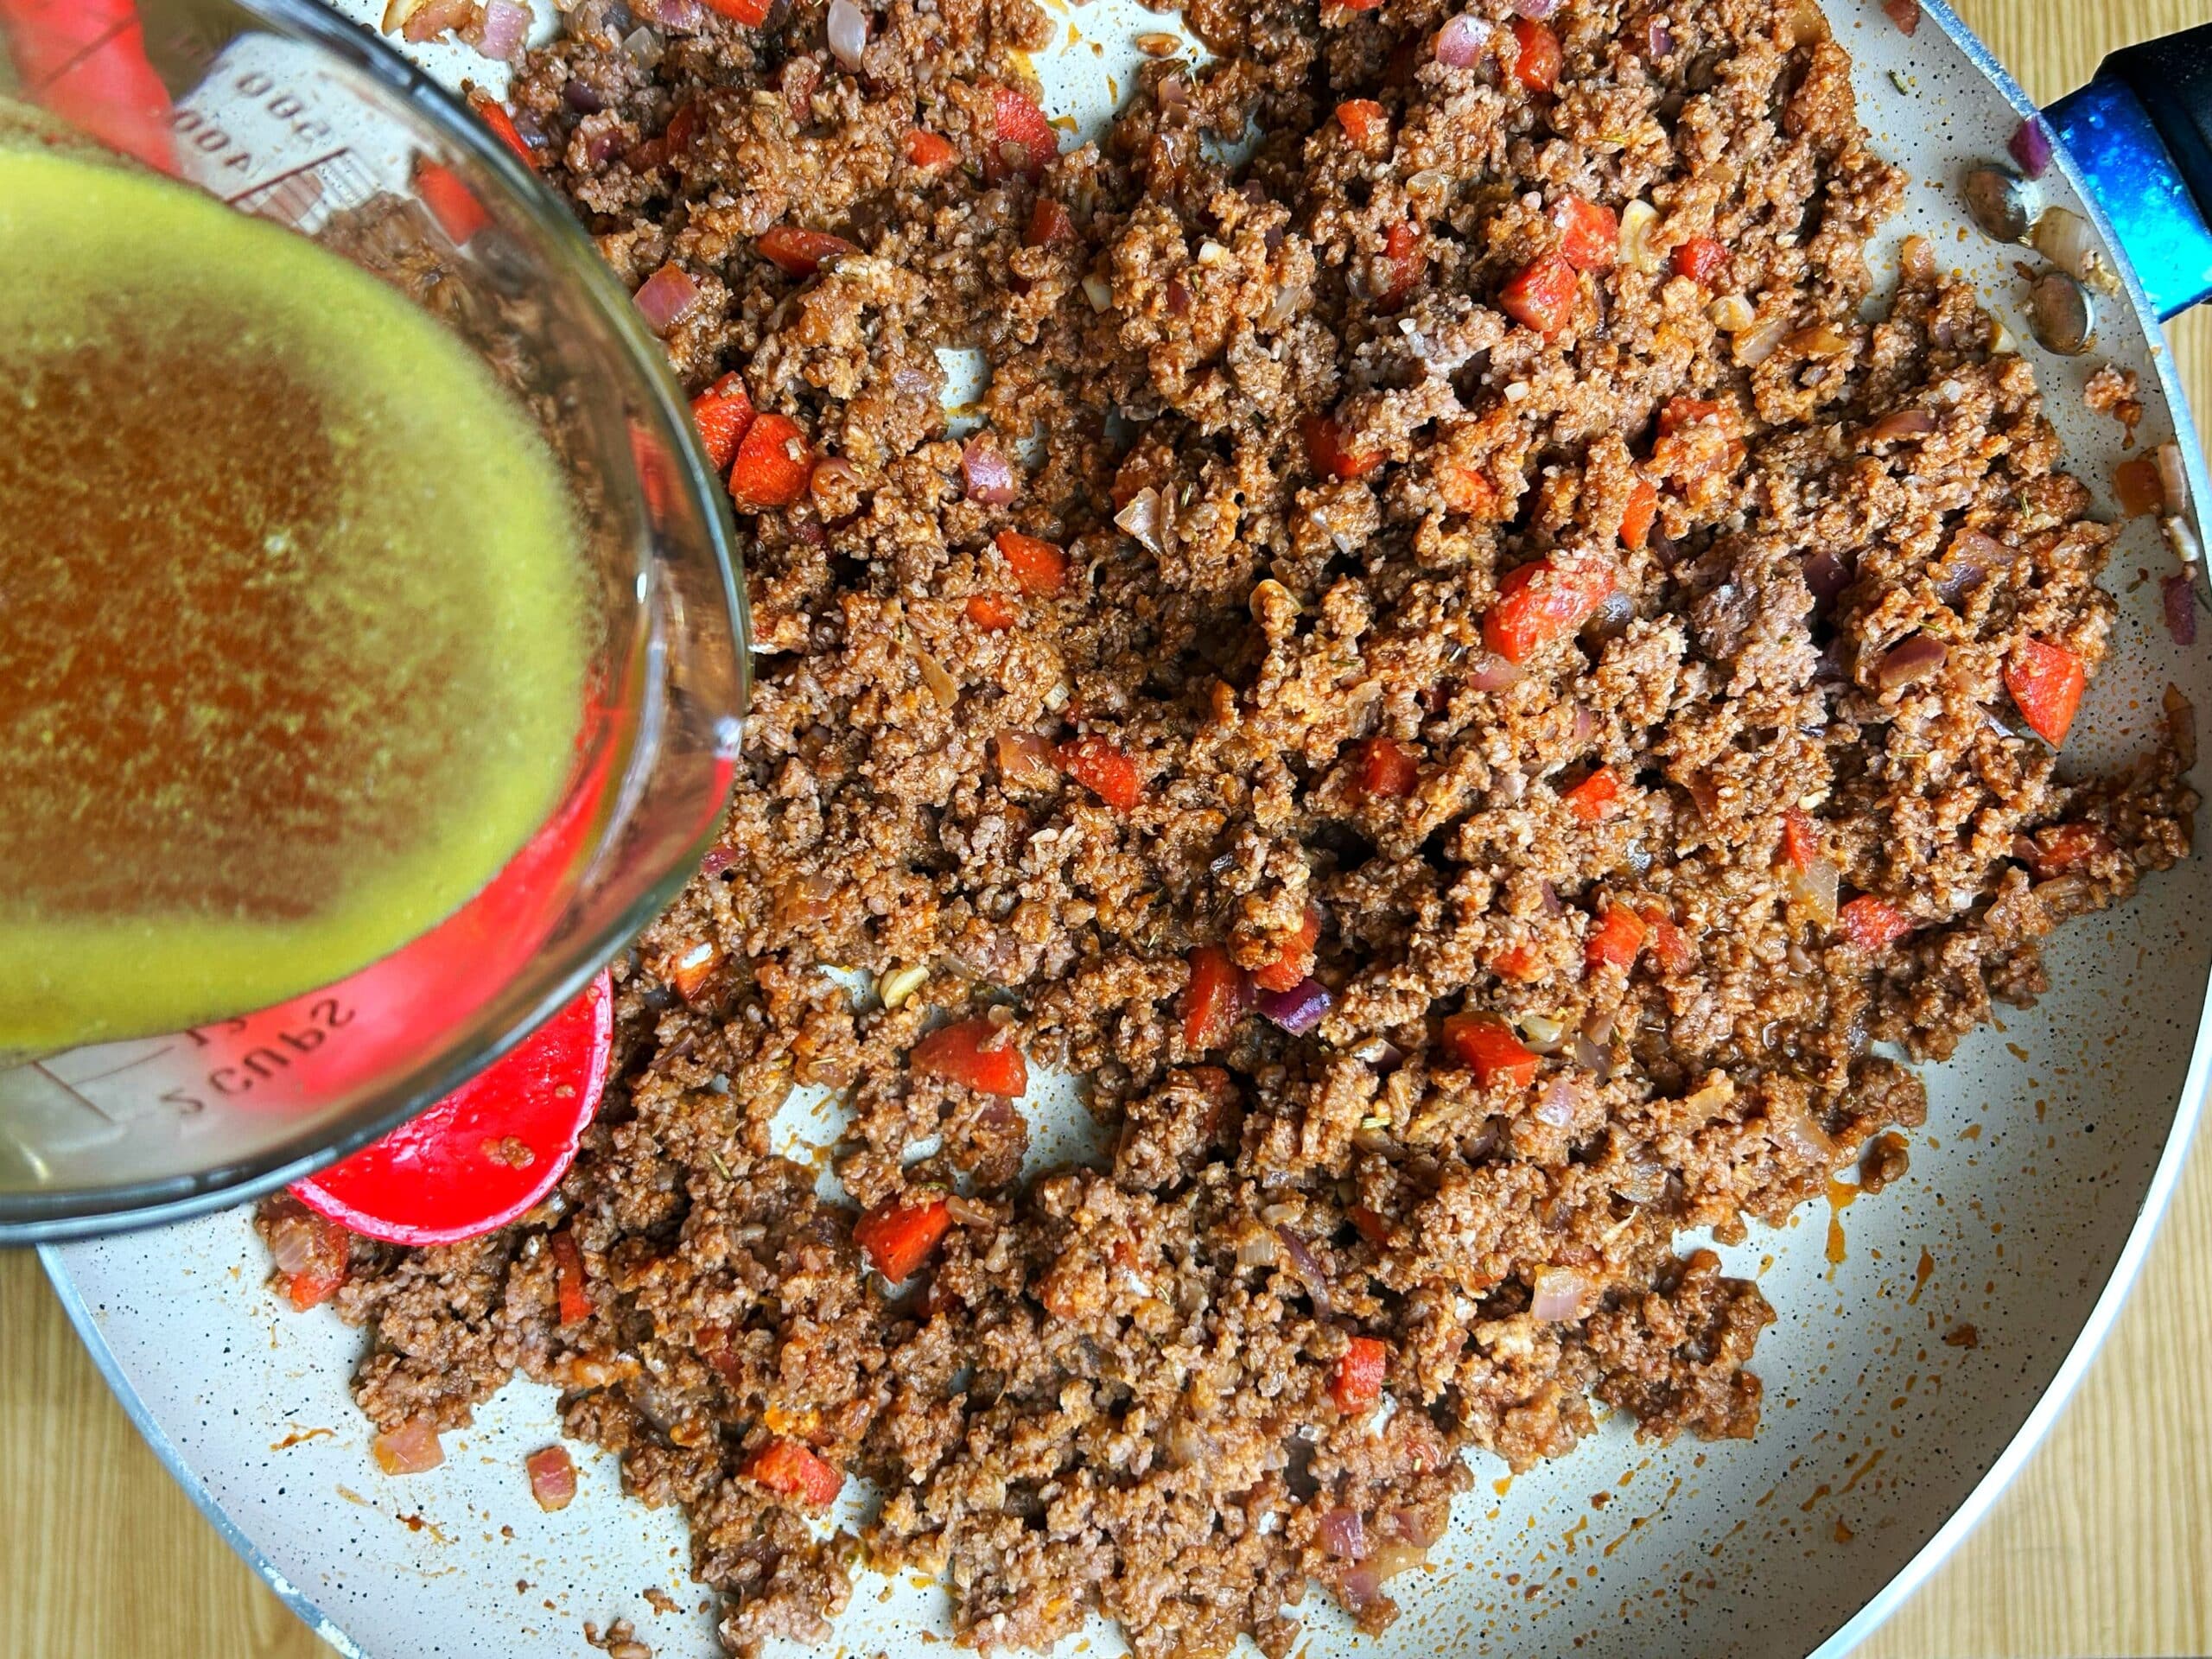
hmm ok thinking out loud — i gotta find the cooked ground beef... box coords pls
[257,0,2196,1653]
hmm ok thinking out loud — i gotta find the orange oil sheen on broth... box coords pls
[0,130,588,1051]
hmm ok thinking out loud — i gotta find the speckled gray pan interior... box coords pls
[42,1,2212,1655]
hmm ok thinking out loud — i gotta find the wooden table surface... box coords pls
[6,2,2212,1653]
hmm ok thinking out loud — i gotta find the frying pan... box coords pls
[36,2,2212,1656]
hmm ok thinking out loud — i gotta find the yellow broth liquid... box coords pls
[0,136,588,1052]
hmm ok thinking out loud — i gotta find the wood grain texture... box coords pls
[3,3,2210,1654]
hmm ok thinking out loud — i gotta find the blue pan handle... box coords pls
[2047,22,2212,320]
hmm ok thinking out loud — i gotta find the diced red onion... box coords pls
[1529,1264,1593,1322]
[2164,572,2197,646]
[1319,1506,1370,1561]
[1434,14,1491,67]
[1338,1560,1385,1612]
[1158,72,1190,106]
[1867,407,1936,443]
[1237,1228,1281,1268]
[472,0,529,60]
[633,263,699,334]
[525,1445,576,1511]
[372,1417,445,1475]
[1391,1504,1447,1548]
[1876,633,1948,690]
[826,0,868,69]
[1259,976,1332,1033]
[1466,651,1523,693]
[266,1213,327,1275]
[563,78,605,113]
[2156,441,2190,517]
[397,0,474,44]
[582,125,623,167]
[1276,1227,1334,1316]
[1510,0,1558,16]
[639,0,701,24]
[2009,116,2053,181]
[1535,1075,1578,1128]
[1786,854,1840,925]
[1115,486,1169,554]
[2030,206,2096,285]
[1352,1036,1403,1069]
[1643,16,1674,57]
[1573,1033,1611,1079]
[1539,880,1564,917]
[1765,1092,1836,1165]
[961,437,1020,505]
[1935,557,1985,608]
[621,24,664,63]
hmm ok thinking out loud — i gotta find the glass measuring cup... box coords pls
[0,0,748,1241]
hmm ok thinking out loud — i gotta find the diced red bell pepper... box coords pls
[1560,766,1624,823]
[728,412,814,510]
[995,530,1067,595]
[2026,822,2113,879]
[290,973,613,1247]
[1510,16,1561,90]
[1670,235,1727,284]
[1501,252,1580,339]
[524,1445,576,1511]
[906,128,959,168]
[1345,1205,1393,1246]
[1839,894,1915,953]
[1356,736,1422,799]
[1482,559,1615,663]
[1330,1336,1389,1412]
[1182,944,1251,1052]
[690,372,756,473]
[912,1017,1028,1096]
[1780,805,1822,874]
[663,938,722,1001]
[1335,98,1389,148]
[967,593,1018,631]
[1442,465,1503,518]
[549,1228,592,1326]
[987,84,1057,183]
[1379,221,1425,306]
[854,1194,953,1283]
[1026,196,1073,246]
[1491,942,1541,982]
[1302,414,1384,481]
[1640,906,1694,973]
[1058,734,1144,810]
[1585,900,1649,971]
[1253,906,1322,995]
[415,161,489,245]
[758,226,857,276]
[2005,636,2088,747]
[277,1211,353,1312]
[1658,397,1725,437]
[703,0,773,24]
[745,1438,844,1509]
[468,92,536,168]
[1440,1014,1541,1088]
[1553,195,1618,270]
[2114,456,2165,518]
[1618,476,1659,550]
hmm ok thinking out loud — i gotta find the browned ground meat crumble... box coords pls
[258,0,2196,1654]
